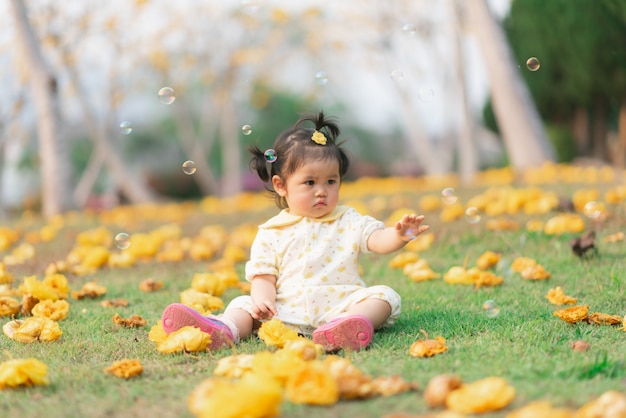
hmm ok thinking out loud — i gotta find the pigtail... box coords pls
[295,111,341,142]
[247,144,271,183]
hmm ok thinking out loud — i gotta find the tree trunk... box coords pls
[9,0,72,217]
[618,99,626,169]
[466,0,556,170]
[571,106,590,157]
[591,100,608,161]
[217,71,242,196]
[452,0,477,183]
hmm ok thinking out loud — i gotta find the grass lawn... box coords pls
[1,172,626,418]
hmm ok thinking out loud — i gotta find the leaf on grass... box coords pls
[445,376,516,414]
[71,281,107,300]
[258,318,299,348]
[409,330,448,358]
[0,358,49,389]
[112,313,147,328]
[103,359,143,379]
[553,305,589,324]
[506,400,575,418]
[587,312,622,326]
[423,374,462,408]
[139,278,164,292]
[99,298,129,308]
[157,326,211,353]
[545,286,577,305]
[3,317,62,342]
[576,391,626,417]
[570,230,597,258]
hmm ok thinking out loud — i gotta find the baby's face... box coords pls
[277,158,340,218]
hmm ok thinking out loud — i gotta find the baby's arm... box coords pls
[250,274,278,320]
[367,214,429,254]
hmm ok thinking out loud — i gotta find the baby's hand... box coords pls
[395,213,430,242]
[251,299,277,321]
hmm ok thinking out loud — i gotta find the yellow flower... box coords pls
[213,354,255,379]
[103,359,143,379]
[506,400,574,418]
[31,299,70,321]
[285,361,339,405]
[553,305,589,324]
[148,321,168,343]
[311,130,327,145]
[188,374,282,418]
[252,350,306,386]
[446,377,516,414]
[389,252,419,269]
[576,391,626,417]
[0,296,20,317]
[258,318,299,348]
[157,326,211,353]
[2,317,63,343]
[476,251,501,270]
[0,358,49,389]
[545,286,577,305]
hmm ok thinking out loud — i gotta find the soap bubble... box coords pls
[441,188,458,205]
[404,228,417,241]
[119,121,132,135]
[583,201,603,219]
[465,207,481,224]
[182,160,197,175]
[482,300,500,318]
[402,23,416,36]
[418,87,434,102]
[526,57,540,71]
[390,70,404,82]
[242,124,252,135]
[315,71,328,85]
[158,87,176,104]
[264,149,277,163]
[114,233,131,250]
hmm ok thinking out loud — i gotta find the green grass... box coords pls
[1,187,626,418]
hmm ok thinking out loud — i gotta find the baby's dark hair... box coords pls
[248,111,350,209]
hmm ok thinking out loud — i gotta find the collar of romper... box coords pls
[258,205,349,229]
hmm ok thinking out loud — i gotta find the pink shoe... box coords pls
[312,315,374,352]
[161,303,233,350]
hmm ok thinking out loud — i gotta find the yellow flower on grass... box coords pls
[180,288,224,312]
[588,312,622,325]
[553,305,589,324]
[476,251,501,270]
[409,330,448,358]
[403,260,441,282]
[258,318,299,348]
[191,273,226,296]
[19,276,60,301]
[252,350,306,386]
[157,326,211,353]
[405,232,435,252]
[545,286,577,305]
[576,390,626,417]
[71,281,107,300]
[285,361,339,405]
[148,321,168,343]
[103,359,143,379]
[324,355,373,400]
[0,296,20,317]
[0,358,49,389]
[0,263,14,284]
[506,400,574,418]
[3,317,63,343]
[282,337,324,360]
[213,354,255,379]
[446,377,516,414]
[389,252,419,269]
[31,299,70,321]
[188,374,283,418]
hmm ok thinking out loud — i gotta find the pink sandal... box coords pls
[312,314,374,352]
[161,303,233,350]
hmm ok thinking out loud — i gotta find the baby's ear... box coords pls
[272,175,286,196]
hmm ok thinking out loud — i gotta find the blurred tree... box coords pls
[503,0,626,166]
[466,0,556,171]
[9,0,73,217]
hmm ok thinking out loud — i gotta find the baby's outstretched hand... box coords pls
[395,213,430,242]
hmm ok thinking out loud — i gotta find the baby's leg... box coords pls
[219,308,254,340]
[344,298,392,329]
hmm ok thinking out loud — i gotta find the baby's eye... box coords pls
[327,179,337,185]
[304,180,315,186]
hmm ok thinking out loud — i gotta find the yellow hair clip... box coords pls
[311,130,327,145]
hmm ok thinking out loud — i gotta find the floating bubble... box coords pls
[158,87,176,104]
[465,207,481,224]
[182,160,197,175]
[441,187,458,205]
[119,121,133,135]
[264,149,277,163]
[526,57,540,71]
[404,228,417,241]
[482,300,500,318]
[418,87,434,102]
[242,124,252,135]
[402,23,416,36]
[241,0,259,13]
[114,233,131,250]
[315,71,328,86]
[390,70,404,82]
[583,201,603,219]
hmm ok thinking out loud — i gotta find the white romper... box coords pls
[226,206,401,335]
